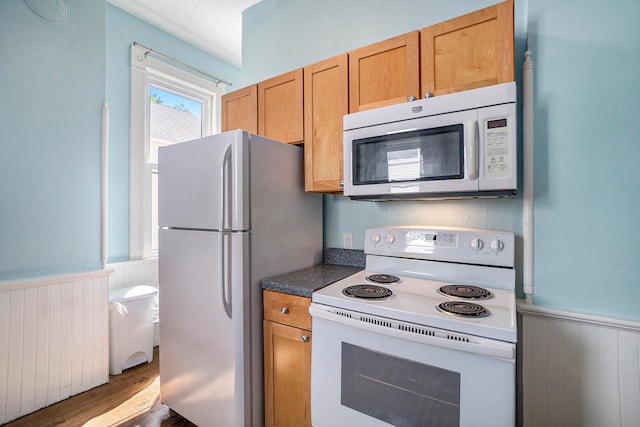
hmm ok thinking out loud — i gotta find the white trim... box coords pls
[129,44,225,259]
[0,269,113,291]
[129,63,148,259]
[517,299,640,332]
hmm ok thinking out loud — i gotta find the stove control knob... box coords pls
[490,239,505,252]
[470,238,484,250]
[371,233,381,244]
[386,233,396,244]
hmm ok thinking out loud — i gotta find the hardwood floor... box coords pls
[3,347,196,427]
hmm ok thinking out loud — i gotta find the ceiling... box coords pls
[107,0,262,68]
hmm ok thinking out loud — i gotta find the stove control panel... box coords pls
[365,226,514,268]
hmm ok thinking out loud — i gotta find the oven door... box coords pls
[343,110,479,199]
[310,305,515,427]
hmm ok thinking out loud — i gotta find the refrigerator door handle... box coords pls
[220,232,232,319]
[220,145,233,319]
[220,144,232,232]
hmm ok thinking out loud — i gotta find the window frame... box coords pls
[129,44,225,259]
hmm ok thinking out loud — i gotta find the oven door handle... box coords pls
[310,303,515,361]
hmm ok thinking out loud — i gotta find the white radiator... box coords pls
[518,302,640,427]
[0,270,111,424]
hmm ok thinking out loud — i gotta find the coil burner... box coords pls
[436,301,490,318]
[366,274,401,284]
[438,285,493,300]
[342,284,393,299]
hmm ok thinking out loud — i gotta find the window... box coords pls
[130,44,225,259]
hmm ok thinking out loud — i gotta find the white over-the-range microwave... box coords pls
[343,82,517,200]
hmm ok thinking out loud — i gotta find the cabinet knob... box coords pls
[301,335,309,342]
[281,307,289,315]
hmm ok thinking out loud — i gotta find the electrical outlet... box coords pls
[343,233,354,249]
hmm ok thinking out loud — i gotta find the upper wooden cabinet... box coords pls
[258,68,304,144]
[421,0,514,97]
[348,31,420,113]
[304,53,349,193]
[221,84,258,134]
[220,1,515,193]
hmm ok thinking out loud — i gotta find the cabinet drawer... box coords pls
[263,290,311,330]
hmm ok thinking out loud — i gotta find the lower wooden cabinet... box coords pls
[263,290,312,427]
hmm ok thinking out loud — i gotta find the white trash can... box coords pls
[108,285,159,375]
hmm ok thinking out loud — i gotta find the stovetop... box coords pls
[313,269,516,342]
[311,226,517,343]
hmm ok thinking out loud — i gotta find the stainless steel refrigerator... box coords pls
[158,130,323,427]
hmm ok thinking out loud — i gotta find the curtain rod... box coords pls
[133,42,232,87]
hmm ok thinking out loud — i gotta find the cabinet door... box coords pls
[421,0,514,97]
[304,53,349,193]
[264,320,312,427]
[258,69,304,144]
[221,84,258,133]
[349,31,420,113]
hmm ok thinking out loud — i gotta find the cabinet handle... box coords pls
[281,307,289,315]
[301,335,309,342]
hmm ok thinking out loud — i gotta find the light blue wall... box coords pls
[2,0,636,319]
[526,0,640,317]
[241,0,508,86]
[105,5,241,262]
[0,1,241,279]
[0,0,105,280]
[243,0,640,320]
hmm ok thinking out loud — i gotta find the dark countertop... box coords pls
[261,248,364,298]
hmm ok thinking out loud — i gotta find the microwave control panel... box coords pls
[484,117,511,178]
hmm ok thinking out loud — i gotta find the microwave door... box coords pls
[345,115,479,198]
[402,121,478,195]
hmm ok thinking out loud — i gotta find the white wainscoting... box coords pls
[0,270,111,424]
[106,258,158,293]
[518,302,640,427]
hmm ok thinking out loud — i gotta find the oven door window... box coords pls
[341,343,460,427]
[352,124,464,185]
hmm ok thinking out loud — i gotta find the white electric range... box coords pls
[310,225,517,427]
